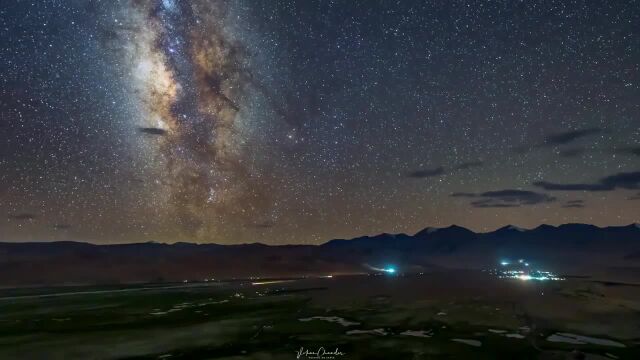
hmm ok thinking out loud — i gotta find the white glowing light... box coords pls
[251,280,293,286]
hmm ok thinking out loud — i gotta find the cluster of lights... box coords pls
[498,270,563,281]
[494,259,564,281]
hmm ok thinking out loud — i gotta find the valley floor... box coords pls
[0,271,639,359]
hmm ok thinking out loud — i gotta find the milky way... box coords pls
[121,0,272,240]
[1,1,638,244]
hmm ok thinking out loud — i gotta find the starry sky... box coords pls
[1,0,638,245]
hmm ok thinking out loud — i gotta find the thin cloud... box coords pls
[409,161,482,179]
[471,200,521,208]
[451,189,556,208]
[407,166,445,178]
[566,200,584,205]
[534,171,640,192]
[544,128,602,146]
[137,127,167,136]
[534,182,609,191]
[562,199,585,208]
[514,127,603,154]
[8,213,36,221]
[480,189,556,205]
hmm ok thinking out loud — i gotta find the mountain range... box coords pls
[1,223,639,286]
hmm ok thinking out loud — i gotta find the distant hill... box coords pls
[1,223,639,286]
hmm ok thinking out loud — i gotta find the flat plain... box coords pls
[1,271,638,359]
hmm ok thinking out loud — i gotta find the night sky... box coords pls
[1,0,638,245]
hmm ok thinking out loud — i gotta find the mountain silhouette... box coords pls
[0,223,638,286]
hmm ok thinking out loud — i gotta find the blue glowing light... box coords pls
[500,261,510,266]
[385,267,396,274]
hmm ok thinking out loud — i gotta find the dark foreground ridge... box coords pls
[1,223,639,286]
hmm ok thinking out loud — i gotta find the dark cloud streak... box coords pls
[407,167,445,178]
[534,171,640,192]
[562,199,585,208]
[514,128,603,154]
[544,128,602,146]
[471,200,521,208]
[451,189,556,208]
[8,213,36,221]
[137,127,167,136]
